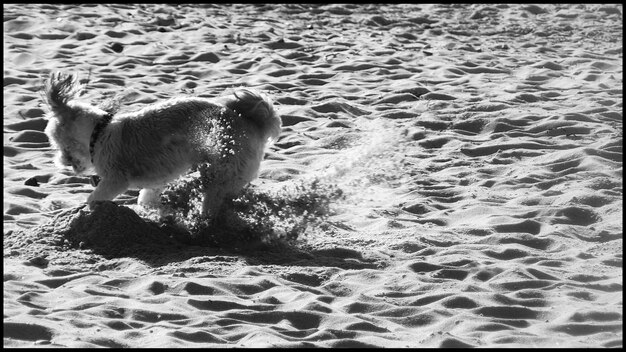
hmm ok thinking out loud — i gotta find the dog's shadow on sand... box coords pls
[40,201,383,271]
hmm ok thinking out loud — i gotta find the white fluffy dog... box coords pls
[44,72,281,218]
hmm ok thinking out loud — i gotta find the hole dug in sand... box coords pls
[159,171,344,248]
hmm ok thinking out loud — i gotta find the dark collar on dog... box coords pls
[89,113,114,162]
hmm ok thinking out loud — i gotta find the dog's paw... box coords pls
[87,200,99,211]
[87,200,118,212]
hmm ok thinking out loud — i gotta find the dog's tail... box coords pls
[223,89,282,142]
[45,72,83,118]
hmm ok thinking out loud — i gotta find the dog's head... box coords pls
[45,115,94,174]
[222,89,282,143]
[44,72,104,175]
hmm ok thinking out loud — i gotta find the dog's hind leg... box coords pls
[87,178,129,209]
[138,187,164,209]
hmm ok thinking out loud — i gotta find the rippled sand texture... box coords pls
[3,3,623,348]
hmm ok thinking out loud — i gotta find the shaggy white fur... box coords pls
[44,72,281,217]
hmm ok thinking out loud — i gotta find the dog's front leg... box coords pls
[201,189,225,221]
[87,178,129,210]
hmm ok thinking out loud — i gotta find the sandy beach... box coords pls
[3,3,622,348]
